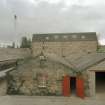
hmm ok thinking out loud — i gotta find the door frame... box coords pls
[95,71,105,94]
[62,75,85,98]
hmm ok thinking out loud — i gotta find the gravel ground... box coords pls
[0,94,105,105]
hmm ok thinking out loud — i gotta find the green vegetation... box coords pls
[97,45,105,52]
[20,36,32,48]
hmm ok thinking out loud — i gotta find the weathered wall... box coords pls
[0,79,7,96]
[87,71,95,97]
[0,48,31,61]
[86,60,105,97]
[7,57,75,96]
[78,70,96,97]
[32,41,97,57]
[7,56,91,97]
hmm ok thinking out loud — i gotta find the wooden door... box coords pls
[76,77,84,99]
[62,75,70,96]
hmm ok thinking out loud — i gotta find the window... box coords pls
[63,35,68,39]
[81,35,86,39]
[39,55,45,60]
[45,36,49,40]
[39,55,46,68]
[37,73,48,88]
[72,35,77,38]
[54,35,59,39]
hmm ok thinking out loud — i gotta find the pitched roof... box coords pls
[36,52,105,72]
[66,52,105,72]
[32,32,97,42]
[43,52,75,70]
[88,59,105,70]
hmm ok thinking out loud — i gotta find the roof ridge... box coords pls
[33,32,96,35]
[32,32,97,42]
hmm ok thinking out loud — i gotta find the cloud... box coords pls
[0,0,105,44]
[27,0,62,6]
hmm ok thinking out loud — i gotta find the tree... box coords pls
[20,36,31,48]
[7,42,15,48]
[12,42,15,48]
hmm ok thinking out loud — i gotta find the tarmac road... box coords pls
[0,94,105,105]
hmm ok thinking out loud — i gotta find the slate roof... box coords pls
[41,52,105,72]
[87,59,105,70]
[32,32,97,42]
[66,52,105,72]
[44,53,76,70]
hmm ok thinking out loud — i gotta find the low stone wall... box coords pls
[0,79,7,96]
[0,48,31,61]
[7,72,64,96]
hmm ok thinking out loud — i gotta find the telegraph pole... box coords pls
[14,14,17,48]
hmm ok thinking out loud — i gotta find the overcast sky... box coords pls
[0,0,105,45]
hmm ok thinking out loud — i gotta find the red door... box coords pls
[76,77,84,99]
[62,75,70,96]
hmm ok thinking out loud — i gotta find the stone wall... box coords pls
[0,79,7,96]
[0,48,31,61]
[87,71,95,97]
[7,56,91,97]
[7,57,75,96]
[32,41,97,57]
[86,60,105,97]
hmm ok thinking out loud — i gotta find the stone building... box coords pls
[0,67,15,95]
[32,32,97,57]
[2,32,105,98]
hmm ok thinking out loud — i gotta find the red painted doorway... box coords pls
[70,77,76,95]
[62,76,84,98]
[76,77,84,99]
[62,75,70,96]
[62,76,76,96]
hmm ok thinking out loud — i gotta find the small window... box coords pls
[45,36,49,40]
[81,35,86,39]
[72,35,77,38]
[63,35,68,39]
[37,73,48,88]
[39,55,45,60]
[54,35,59,39]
